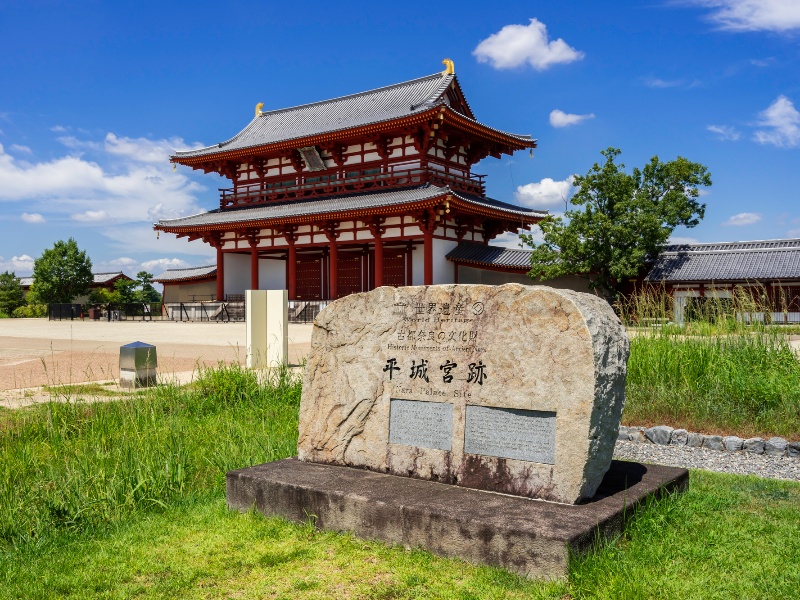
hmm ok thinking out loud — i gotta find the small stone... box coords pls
[686,432,705,448]
[723,436,744,451]
[628,427,647,443]
[787,442,800,459]
[645,425,674,445]
[618,426,630,441]
[670,429,688,446]
[704,435,724,451]
[742,437,765,454]
[765,437,788,457]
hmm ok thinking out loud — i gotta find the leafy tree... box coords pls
[113,278,138,304]
[0,271,25,316]
[30,239,93,303]
[135,271,161,303]
[523,148,711,301]
[88,287,115,304]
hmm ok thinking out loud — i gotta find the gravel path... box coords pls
[614,439,800,482]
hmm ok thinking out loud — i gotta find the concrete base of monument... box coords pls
[226,458,688,579]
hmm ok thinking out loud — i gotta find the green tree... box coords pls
[113,278,138,304]
[135,271,161,303]
[0,271,25,316]
[523,148,711,301]
[31,239,93,303]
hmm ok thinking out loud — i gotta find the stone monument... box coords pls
[227,284,688,578]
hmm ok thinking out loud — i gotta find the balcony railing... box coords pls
[220,166,486,209]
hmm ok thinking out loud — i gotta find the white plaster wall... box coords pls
[432,238,458,284]
[259,258,286,290]
[224,253,250,295]
[411,244,424,286]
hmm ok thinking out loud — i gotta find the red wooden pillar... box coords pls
[323,223,340,299]
[287,241,297,300]
[250,246,259,290]
[368,218,385,289]
[215,241,224,301]
[417,210,436,286]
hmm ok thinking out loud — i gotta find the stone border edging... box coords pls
[619,425,800,459]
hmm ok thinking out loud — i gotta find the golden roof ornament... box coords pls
[441,58,454,75]
[255,102,264,117]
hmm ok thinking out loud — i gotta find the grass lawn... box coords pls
[1,363,799,598]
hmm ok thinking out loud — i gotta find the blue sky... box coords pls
[1,0,798,277]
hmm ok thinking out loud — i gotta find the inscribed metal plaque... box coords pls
[389,399,453,451]
[464,406,556,464]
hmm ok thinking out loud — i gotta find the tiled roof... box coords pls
[446,242,533,270]
[154,184,545,230]
[174,72,532,159]
[645,239,800,282]
[152,265,217,283]
[93,272,130,284]
[19,277,33,288]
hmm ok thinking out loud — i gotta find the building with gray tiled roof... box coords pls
[154,60,547,302]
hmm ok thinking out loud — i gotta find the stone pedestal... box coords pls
[227,458,688,580]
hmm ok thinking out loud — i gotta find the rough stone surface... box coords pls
[765,437,788,457]
[618,426,630,441]
[686,432,705,448]
[704,435,724,451]
[645,425,674,446]
[723,436,744,452]
[227,458,688,580]
[788,442,800,459]
[743,437,766,454]
[628,427,647,443]
[670,429,689,446]
[298,284,630,505]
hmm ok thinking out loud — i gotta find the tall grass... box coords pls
[0,363,301,549]
[622,286,800,437]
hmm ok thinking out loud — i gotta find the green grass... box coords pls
[1,363,799,597]
[626,330,800,438]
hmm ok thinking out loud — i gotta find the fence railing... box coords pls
[49,303,165,321]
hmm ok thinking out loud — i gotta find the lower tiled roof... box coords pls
[446,242,533,270]
[646,239,800,282]
[152,265,217,283]
[154,185,545,231]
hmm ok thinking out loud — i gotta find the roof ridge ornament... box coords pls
[441,58,455,75]
[255,102,264,117]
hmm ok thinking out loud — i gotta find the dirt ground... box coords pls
[0,319,313,407]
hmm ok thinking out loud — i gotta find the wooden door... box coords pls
[337,252,363,298]
[296,254,322,300]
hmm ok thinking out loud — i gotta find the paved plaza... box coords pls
[0,319,313,407]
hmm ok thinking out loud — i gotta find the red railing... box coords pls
[219,166,486,209]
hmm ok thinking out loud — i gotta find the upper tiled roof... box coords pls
[645,239,800,282]
[93,272,130,284]
[174,72,533,159]
[446,242,533,270]
[152,265,216,283]
[154,184,545,230]
[19,277,33,288]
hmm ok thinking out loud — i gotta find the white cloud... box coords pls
[72,210,110,222]
[0,254,34,274]
[50,125,67,133]
[549,110,595,128]
[642,77,702,89]
[516,176,576,208]
[104,132,194,164]
[787,228,800,238]
[724,212,762,225]
[707,124,741,140]
[9,144,31,154]
[102,225,216,257]
[473,18,584,70]
[140,257,191,272]
[109,257,138,266]
[753,95,800,148]
[20,212,45,223]
[668,236,700,245]
[690,0,800,32]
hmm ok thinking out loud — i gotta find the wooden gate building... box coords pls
[154,60,545,300]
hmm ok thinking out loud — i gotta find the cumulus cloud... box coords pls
[516,176,577,208]
[549,110,595,128]
[689,0,800,32]
[473,18,584,70]
[20,212,45,223]
[102,225,216,257]
[72,210,110,222]
[10,144,31,154]
[668,236,700,245]
[753,95,800,148]
[104,133,194,164]
[707,124,741,140]
[140,257,191,272]
[108,257,138,266]
[0,254,35,274]
[724,212,762,225]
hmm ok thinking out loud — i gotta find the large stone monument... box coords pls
[227,284,687,578]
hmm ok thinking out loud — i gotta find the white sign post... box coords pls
[246,289,288,369]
